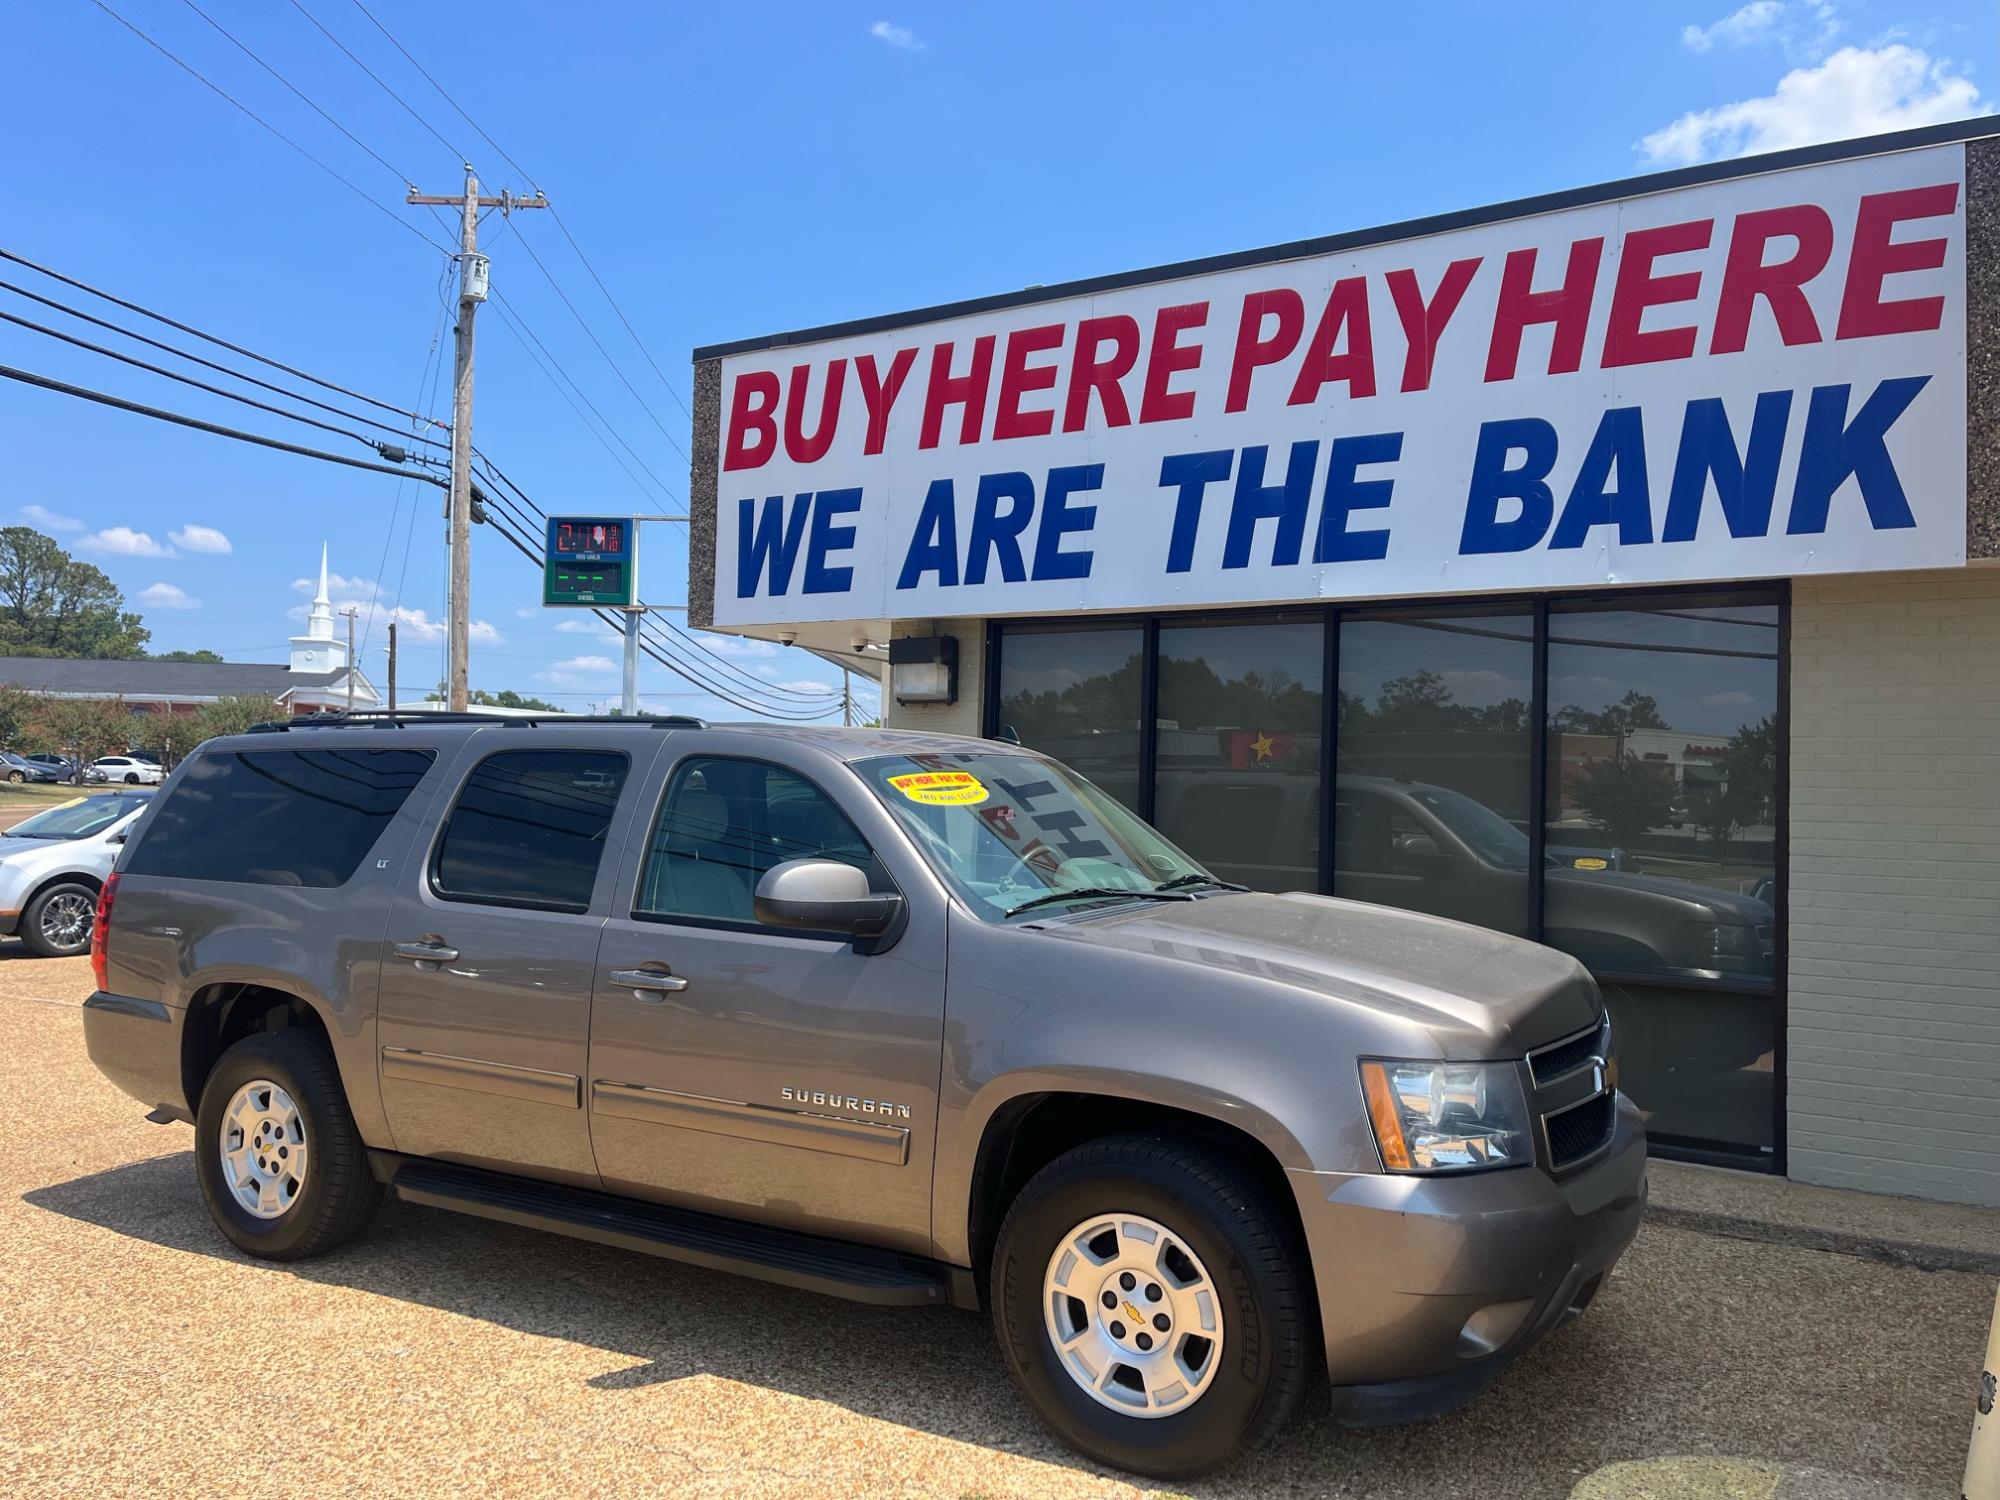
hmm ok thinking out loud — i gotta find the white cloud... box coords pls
[1681,1,1784,53]
[868,19,923,50]
[79,526,175,558]
[553,616,619,637]
[21,503,83,533]
[698,633,780,657]
[168,524,232,554]
[287,595,500,646]
[1638,43,1983,165]
[137,581,200,610]
[538,654,618,685]
[290,571,378,597]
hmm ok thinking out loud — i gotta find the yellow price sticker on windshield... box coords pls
[888,771,988,807]
[1573,856,1609,871]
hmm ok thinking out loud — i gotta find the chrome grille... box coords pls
[1529,1015,1608,1085]
[1527,1014,1616,1173]
[1546,1093,1616,1169]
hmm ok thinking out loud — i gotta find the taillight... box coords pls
[90,873,119,992]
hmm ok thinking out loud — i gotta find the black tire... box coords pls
[194,1030,381,1261]
[6,770,22,783]
[20,880,99,958]
[123,772,139,784]
[990,1134,1312,1478]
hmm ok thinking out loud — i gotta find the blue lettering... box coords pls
[1223,440,1317,569]
[1662,392,1792,543]
[896,478,960,589]
[966,472,1035,585]
[1551,407,1652,550]
[735,493,813,598]
[1787,377,1927,535]
[1159,450,1232,574]
[1459,418,1558,555]
[801,488,861,594]
[1033,464,1101,581]
[1313,432,1400,564]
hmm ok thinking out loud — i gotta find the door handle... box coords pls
[395,939,461,965]
[610,967,689,1001]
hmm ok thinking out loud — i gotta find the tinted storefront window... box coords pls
[1335,612,1535,935]
[994,627,1144,812]
[1155,619,1322,892]
[1544,598,1781,1155]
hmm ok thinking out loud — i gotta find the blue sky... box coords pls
[3,1,1990,719]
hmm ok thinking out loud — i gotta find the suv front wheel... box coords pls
[990,1134,1312,1477]
[194,1030,380,1261]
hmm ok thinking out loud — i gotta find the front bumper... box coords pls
[1289,1093,1647,1422]
[81,990,191,1120]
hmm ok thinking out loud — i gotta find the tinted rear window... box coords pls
[125,748,436,888]
[430,750,629,912]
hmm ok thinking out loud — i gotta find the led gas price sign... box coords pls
[543,516,636,606]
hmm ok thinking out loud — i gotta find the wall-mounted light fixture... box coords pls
[889,634,958,705]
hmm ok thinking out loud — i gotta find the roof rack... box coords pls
[245,709,708,733]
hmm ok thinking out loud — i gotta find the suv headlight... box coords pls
[1360,1059,1532,1173]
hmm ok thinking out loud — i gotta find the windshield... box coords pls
[856,751,1220,922]
[5,794,142,840]
[1401,784,1532,870]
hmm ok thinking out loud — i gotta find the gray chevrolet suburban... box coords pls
[81,712,1644,1477]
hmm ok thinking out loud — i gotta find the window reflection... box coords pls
[1154,619,1322,892]
[1335,613,1534,934]
[995,628,1144,812]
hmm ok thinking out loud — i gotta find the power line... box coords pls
[547,209,693,420]
[0,362,444,487]
[82,0,453,258]
[343,0,538,187]
[281,0,466,163]
[174,0,411,185]
[0,246,447,428]
[0,274,449,452]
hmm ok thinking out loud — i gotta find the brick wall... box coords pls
[1787,568,2000,1206]
[881,620,985,737]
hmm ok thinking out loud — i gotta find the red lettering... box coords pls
[1603,219,1714,368]
[1711,205,1833,354]
[781,359,845,464]
[1140,302,1208,424]
[1386,258,1480,393]
[1484,238,1605,382]
[919,336,997,450]
[1062,316,1139,432]
[722,369,780,471]
[856,348,918,455]
[1288,277,1375,405]
[992,323,1065,440]
[1225,289,1304,412]
[1837,183,1959,340]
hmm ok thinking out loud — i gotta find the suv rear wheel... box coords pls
[990,1134,1311,1477]
[194,1030,380,1260]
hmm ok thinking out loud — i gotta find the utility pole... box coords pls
[341,607,360,713]
[386,621,399,713]
[407,167,548,710]
[841,667,853,726]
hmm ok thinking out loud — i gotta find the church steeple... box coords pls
[305,542,335,642]
[290,542,347,675]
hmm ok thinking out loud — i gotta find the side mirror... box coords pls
[109,831,128,845]
[755,858,903,938]
[1391,832,1450,878]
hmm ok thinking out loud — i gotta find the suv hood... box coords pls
[1038,891,1598,1051]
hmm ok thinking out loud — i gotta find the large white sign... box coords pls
[713,144,1967,627]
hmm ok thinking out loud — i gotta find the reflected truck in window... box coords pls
[80,715,1643,1479]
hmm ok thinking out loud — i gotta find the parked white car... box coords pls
[82,756,164,786]
[0,790,154,956]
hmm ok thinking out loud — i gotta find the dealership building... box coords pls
[687,119,1999,1207]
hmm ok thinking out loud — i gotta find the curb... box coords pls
[1647,1204,2000,1276]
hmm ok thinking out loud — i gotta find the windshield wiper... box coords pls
[1153,873,1249,893]
[1004,886,1197,919]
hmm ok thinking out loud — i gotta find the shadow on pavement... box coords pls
[20,1149,1907,1498]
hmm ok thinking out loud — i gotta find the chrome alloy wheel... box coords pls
[1042,1212,1225,1417]
[219,1080,309,1219]
[38,892,95,951]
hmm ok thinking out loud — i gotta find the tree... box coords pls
[469,688,564,712]
[190,695,283,744]
[1696,714,1778,857]
[36,696,136,778]
[1553,690,1669,738]
[0,528,150,658]
[1569,751,1675,852]
[0,684,35,749]
[150,649,225,664]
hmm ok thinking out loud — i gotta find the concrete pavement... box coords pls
[0,954,1990,1498]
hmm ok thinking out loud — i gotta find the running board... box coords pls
[390,1159,962,1307]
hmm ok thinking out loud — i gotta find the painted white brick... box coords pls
[1788,569,2000,1207]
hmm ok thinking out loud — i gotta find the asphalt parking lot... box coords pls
[0,955,1988,1500]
